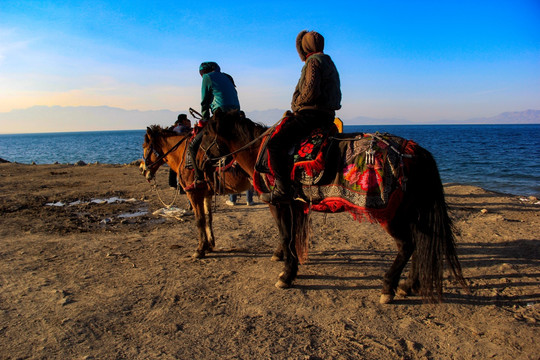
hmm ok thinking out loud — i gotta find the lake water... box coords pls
[1,125,539,197]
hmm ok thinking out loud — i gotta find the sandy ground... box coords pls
[0,162,538,360]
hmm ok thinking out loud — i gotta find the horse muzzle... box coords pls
[140,163,155,182]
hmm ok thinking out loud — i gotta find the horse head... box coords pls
[202,109,271,179]
[141,126,166,181]
[205,109,267,153]
[206,108,240,140]
[201,109,240,159]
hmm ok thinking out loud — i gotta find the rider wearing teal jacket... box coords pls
[185,62,240,191]
[200,62,240,120]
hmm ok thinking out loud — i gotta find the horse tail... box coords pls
[408,147,467,302]
[294,203,311,265]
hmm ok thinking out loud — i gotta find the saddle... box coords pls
[254,129,418,221]
[255,122,338,185]
[184,134,236,172]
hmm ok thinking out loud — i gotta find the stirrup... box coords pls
[260,188,292,205]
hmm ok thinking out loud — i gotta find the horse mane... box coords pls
[144,124,187,147]
[209,110,268,144]
[148,124,178,136]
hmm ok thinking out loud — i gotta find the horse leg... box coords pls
[188,192,210,258]
[204,196,215,251]
[273,204,298,288]
[396,255,420,297]
[272,245,285,262]
[269,205,284,261]
[380,214,415,304]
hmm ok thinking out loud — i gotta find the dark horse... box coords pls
[203,110,468,303]
[141,125,253,258]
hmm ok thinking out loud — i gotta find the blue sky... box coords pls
[1,0,539,127]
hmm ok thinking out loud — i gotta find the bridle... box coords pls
[144,135,189,172]
[142,132,190,208]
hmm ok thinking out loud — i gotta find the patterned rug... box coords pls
[254,132,418,224]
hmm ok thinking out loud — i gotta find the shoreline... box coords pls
[1,160,539,199]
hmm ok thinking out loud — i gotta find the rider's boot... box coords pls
[185,168,206,192]
[260,179,293,205]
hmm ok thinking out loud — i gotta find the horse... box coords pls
[141,125,254,258]
[203,110,468,304]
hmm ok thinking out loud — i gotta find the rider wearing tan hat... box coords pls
[262,30,342,204]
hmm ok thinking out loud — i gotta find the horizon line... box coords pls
[2,122,540,135]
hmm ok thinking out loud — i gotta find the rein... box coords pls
[205,119,281,162]
[189,107,203,120]
[145,135,189,170]
[144,133,190,209]
[151,180,180,208]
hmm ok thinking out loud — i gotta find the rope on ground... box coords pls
[151,180,180,208]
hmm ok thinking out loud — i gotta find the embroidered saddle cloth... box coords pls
[254,118,336,185]
[254,132,418,223]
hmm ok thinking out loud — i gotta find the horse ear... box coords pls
[212,108,222,124]
[210,110,220,126]
[145,127,153,144]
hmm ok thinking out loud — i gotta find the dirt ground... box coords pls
[0,162,538,360]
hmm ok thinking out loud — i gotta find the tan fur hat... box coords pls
[296,30,325,61]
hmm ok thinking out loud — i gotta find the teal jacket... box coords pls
[201,70,240,120]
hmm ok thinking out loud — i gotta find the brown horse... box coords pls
[141,125,253,258]
[203,110,468,304]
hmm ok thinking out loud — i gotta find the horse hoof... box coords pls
[396,287,409,297]
[271,254,283,262]
[379,294,394,304]
[397,281,413,297]
[192,251,205,259]
[275,279,290,289]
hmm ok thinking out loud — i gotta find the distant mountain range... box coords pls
[344,109,540,125]
[0,106,178,133]
[218,108,540,126]
[0,106,538,134]
[433,109,540,125]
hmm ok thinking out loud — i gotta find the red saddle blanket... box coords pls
[254,132,418,224]
[254,118,336,184]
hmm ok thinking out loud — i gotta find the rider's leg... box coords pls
[265,122,297,202]
[186,131,205,191]
[263,111,335,204]
[264,115,312,203]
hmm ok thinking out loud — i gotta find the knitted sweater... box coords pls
[291,53,341,115]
